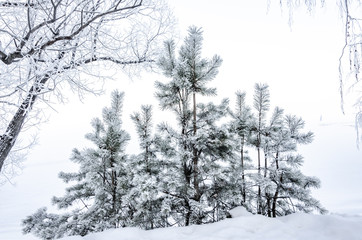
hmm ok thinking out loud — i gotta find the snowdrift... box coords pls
[60,207,362,240]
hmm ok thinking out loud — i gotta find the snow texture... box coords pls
[57,207,362,240]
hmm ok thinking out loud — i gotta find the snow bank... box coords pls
[229,206,253,217]
[60,208,362,240]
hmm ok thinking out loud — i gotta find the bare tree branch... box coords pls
[0,0,174,176]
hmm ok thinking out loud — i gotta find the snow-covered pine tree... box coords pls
[155,26,230,226]
[195,99,236,223]
[234,84,325,217]
[155,99,234,225]
[182,27,222,212]
[262,106,285,217]
[155,38,194,226]
[228,91,255,209]
[129,105,168,229]
[22,91,132,239]
[250,83,270,215]
[267,114,327,216]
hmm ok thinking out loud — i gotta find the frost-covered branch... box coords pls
[0,0,174,177]
[277,0,362,146]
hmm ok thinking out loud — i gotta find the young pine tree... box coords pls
[228,91,254,208]
[22,91,132,239]
[251,83,270,215]
[267,114,327,217]
[262,106,285,217]
[155,26,229,226]
[129,105,168,229]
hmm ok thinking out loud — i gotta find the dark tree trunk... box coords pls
[181,109,192,185]
[110,154,118,227]
[265,149,270,217]
[145,145,150,173]
[257,185,262,215]
[183,162,192,185]
[192,92,200,202]
[111,170,117,211]
[266,195,272,217]
[240,136,246,204]
[272,151,280,218]
[264,152,268,178]
[257,146,262,215]
[272,187,279,218]
[0,76,49,172]
[256,113,262,214]
[185,199,191,226]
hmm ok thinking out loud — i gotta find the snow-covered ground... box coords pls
[45,207,361,240]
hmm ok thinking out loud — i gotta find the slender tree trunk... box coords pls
[272,188,279,218]
[267,197,271,217]
[185,199,191,226]
[272,151,280,218]
[110,155,118,227]
[150,202,154,229]
[180,91,191,185]
[147,148,154,229]
[145,145,150,173]
[265,189,271,218]
[241,136,246,204]
[109,153,118,227]
[0,76,49,172]
[265,148,271,216]
[193,93,197,135]
[257,185,262,214]
[183,162,191,185]
[111,170,117,210]
[257,112,262,215]
[257,144,262,214]
[192,92,200,201]
[264,151,268,178]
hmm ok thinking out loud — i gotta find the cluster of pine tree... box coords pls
[22,26,326,240]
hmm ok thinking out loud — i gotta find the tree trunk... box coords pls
[257,112,262,214]
[192,92,200,201]
[185,199,191,226]
[257,146,262,215]
[267,196,272,217]
[0,76,49,172]
[272,151,280,218]
[150,202,154,229]
[180,112,192,185]
[272,187,279,218]
[145,145,150,173]
[241,136,246,204]
[257,185,262,215]
[264,152,268,178]
[193,92,197,135]
[265,148,270,217]
[111,170,117,212]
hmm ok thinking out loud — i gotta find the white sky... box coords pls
[1,1,362,239]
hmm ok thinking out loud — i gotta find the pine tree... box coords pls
[251,83,270,214]
[191,99,234,222]
[176,27,222,205]
[267,114,327,216]
[241,84,325,217]
[155,40,194,225]
[22,91,132,239]
[228,91,254,208]
[155,26,228,226]
[129,105,168,229]
[263,107,285,217]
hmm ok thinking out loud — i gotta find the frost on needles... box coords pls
[22,26,326,240]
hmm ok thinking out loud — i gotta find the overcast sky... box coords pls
[1,1,362,239]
